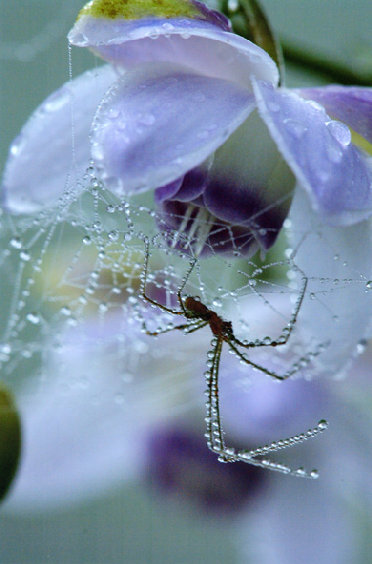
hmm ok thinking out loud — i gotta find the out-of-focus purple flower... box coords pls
[3,293,372,564]
[3,0,372,258]
[146,426,266,514]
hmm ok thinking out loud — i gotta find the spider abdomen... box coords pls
[185,296,210,318]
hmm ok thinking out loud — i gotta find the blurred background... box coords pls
[0,1,372,563]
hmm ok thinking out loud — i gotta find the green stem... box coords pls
[281,40,372,86]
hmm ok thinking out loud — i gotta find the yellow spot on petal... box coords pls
[78,0,203,21]
[351,130,372,156]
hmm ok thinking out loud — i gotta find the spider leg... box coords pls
[143,320,207,336]
[204,338,327,479]
[231,420,328,479]
[233,273,308,348]
[204,336,228,459]
[227,339,323,381]
[141,238,184,316]
[177,256,198,316]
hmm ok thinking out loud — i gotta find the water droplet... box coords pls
[10,237,22,249]
[197,130,210,140]
[10,136,22,157]
[326,142,343,163]
[99,302,108,313]
[20,250,30,261]
[284,118,308,138]
[106,204,116,213]
[108,230,119,242]
[317,419,328,430]
[366,280,372,290]
[26,312,40,325]
[310,469,319,479]
[114,393,125,405]
[326,120,351,146]
[107,107,120,120]
[0,343,11,355]
[162,22,174,31]
[82,236,91,245]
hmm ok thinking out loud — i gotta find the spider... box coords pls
[141,239,328,479]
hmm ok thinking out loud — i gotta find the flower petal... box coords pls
[298,85,372,145]
[69,4,278,89]
[252,80,372,226]
[238,470,354,564]
[91,63,256,194]
[203,111,295,250]
[289,187,372,379]
[4,309,207,512]
[2,65,118,214]
[4,316,148,511]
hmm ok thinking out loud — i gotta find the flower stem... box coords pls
[281,40,372,86]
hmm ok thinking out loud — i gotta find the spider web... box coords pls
[1,0,371,444]
[0,171,368,393]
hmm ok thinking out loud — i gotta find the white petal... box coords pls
[2,65,117,213]
[4,311,206,512]
[289,187,372,379]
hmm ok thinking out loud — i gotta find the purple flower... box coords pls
[3,0,372,258]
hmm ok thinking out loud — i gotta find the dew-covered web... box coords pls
[1,3,372,475]
[0,171,369,395]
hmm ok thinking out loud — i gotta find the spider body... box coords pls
[141,240,328,479]
[184,297,233,339]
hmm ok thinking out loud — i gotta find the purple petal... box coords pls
[203,112,295,250]
[298,85,372,144]
[156,161,211,204]
[253,80,372,226]
[69,13,278,90]
[146,426,266,514]
[155,176,184,204]
[2,65,118,214]
[158,198,261,257]
[91,63,255,194]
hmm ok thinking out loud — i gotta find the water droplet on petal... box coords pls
[284,119,308,138]
[326,120,351,146]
